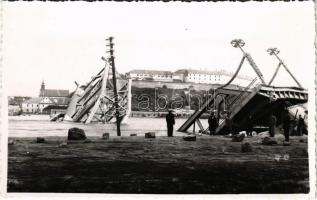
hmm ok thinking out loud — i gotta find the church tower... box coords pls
[40,80,45,97]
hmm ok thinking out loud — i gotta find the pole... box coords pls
[268,62,282,86]
[267,48,303,89]
[107,37,121,136]
[274,53,303,89]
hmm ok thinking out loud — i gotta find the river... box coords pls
[8,115,208,137]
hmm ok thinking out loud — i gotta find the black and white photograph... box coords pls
[2,1,316,198]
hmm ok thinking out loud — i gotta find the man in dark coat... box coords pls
[283,113,291,142]
[225,113,234,135]
[297,115,305,136]
[166,110,175,137]
[208,112,218,135]
[269,114,277,137]
[246,115,253,137]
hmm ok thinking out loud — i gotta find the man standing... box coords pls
[283,112,291,142]
[208,112,218,135]
[297,115,305,136]
[166,110,175,137]
[225,113,234,135]
[269,114,277,137]
[246,115,253,137]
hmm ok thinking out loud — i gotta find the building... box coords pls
[21,97,44,113]
[21,81,71,114]
[172,69,188,82]
[128,68,253,86]
[22,96,71,114]
[8,96,31,116]
[173,69,253,86]
[128,69,173,82]
[8,96,31,106]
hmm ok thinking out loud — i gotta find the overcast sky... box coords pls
[3,2,315,97]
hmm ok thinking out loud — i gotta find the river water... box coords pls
[9,115,208,137]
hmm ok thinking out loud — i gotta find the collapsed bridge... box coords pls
[177,83,307,134]
[59,38,308,136]
[178,39,308,134]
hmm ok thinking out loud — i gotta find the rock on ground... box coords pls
[232,134,245,142]
[68,127,86,141]
[102,133,110,140]
[36,137,45,143]
[145,132,156,138]
[183,134,196,141]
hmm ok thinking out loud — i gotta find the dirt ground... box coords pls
[7,134,309,194]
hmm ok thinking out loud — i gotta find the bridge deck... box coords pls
[178,84,308,134]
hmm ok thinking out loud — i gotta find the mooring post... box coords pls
[107,37,121,136]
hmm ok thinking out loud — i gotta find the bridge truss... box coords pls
[178,39,308,134]
[64,38,131,125]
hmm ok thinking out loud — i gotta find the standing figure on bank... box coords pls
[166,110,175,137]
[297,115,305,136]
[208,112,218,135]
[269,114,277,137]
[225,113,234,135]
[283,112,291,142]
[246,115,253,137]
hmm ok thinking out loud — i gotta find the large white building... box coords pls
[128,69,173,82]
[173,69,253,86]
[128,68,253,86]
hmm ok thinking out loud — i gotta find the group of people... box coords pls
[280,110,306,142]
[166,108,306,139]
[252,110,306,142]
[207,112,253,136]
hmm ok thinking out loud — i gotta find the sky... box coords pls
[3,2,315,97]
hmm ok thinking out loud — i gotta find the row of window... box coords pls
[134,73,221,78]
[25,104,46,108]
[189,74,221,77]
[188,77,221,81]
[136,74,172,78]
[24,108,39,112]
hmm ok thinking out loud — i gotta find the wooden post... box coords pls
[107,37,121,136]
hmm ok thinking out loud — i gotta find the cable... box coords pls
[216,55,246,90]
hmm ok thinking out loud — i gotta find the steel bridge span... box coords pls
[177,84,308,134]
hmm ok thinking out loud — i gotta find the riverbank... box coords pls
[8,116,208,137]
[8,135,309,193]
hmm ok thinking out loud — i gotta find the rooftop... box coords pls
[129,69,173,75]
[129,68,253,80]
[23,97,70,105]
[24,97,43,104]
[41,89,70,97]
